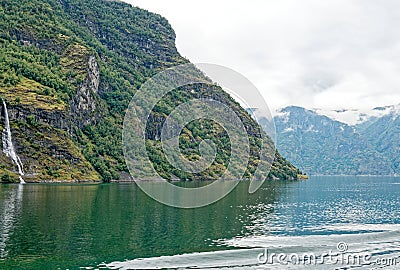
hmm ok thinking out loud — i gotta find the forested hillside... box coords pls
[0,0,302,182]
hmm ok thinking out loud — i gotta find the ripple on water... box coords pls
[100,224,400,269]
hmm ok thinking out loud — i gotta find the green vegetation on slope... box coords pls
[0,0,303,182]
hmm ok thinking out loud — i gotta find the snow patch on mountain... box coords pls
[275,110,291,124]
[275,104,400,126]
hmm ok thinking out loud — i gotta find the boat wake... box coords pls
[100,224,400,269]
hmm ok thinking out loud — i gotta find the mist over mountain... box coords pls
[274,105,400,175]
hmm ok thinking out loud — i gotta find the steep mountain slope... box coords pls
[274,106,398,175]
[357,105,400,173]
[0,0,302,182]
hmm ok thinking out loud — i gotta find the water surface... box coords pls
[0,176,399,269]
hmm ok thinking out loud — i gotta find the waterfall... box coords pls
[2,100,25,184]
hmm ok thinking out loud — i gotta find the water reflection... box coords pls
[2,177,397,269]
[0,184,23,258]
[0,181,284,269]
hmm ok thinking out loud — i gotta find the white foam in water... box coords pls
[2,100,25,184]
[102,224,400,269]
[102,249,264,270]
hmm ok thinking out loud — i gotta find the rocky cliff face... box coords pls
[69,55,103,129]
[0,105,100,182]
[6,105,68,130]
[2,52,103,132]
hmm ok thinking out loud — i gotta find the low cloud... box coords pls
[128,0,400,113]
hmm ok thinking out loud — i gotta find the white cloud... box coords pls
[126,0,400,114]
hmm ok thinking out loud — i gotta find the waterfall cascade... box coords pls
[1,100,25,184]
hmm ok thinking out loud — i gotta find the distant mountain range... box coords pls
[273,105,400,175]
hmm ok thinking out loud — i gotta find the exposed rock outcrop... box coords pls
[69,55,103,128]
[6,106,69,131]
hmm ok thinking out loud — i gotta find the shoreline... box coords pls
[3,174,400,184]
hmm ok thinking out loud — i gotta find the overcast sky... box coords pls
[126,0,400,114]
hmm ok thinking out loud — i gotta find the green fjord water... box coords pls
[0,177,399,269]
